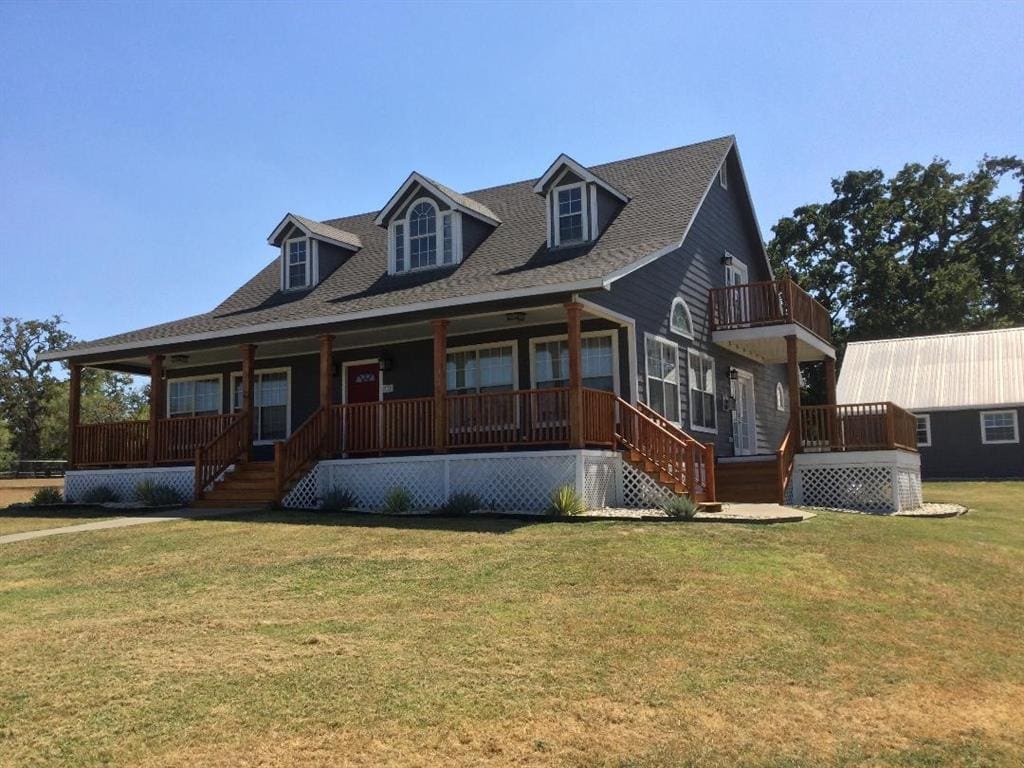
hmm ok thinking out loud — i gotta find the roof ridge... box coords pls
[848,326,1024,345]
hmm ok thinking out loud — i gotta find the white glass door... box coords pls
[733,373,756,455]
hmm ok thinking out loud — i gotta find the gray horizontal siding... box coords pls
[918,407,1024,479]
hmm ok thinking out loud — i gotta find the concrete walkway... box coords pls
[0,508,248,546]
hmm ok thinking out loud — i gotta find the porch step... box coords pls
[197,461,278,507]
[193,499,271,509]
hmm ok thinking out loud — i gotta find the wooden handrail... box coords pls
[635,401,704,445]
[798,402,919,453]
[708,278,832,342]
[194,411,250,500]
[776,414,797,504]
[274,405,331,503]
[156,414,237,463]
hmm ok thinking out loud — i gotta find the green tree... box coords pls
[768,155,1023,400]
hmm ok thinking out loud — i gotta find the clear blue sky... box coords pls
[1,1,1021,344]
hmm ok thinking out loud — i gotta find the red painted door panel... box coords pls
[346,363,380,404]
[344,362,380,452]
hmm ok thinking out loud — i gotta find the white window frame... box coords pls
[445,341,519,395]
[166,374,223,418]
[687,349,718,435]
[980,409,1019,445]
[776,382,786,412]
[550,181,590,248]
[230,367,292,444]
[669,297,695,339]
[528,330,619,394]
[283,237,315,291]
[388,197,462,275]
[914,413,932,447]
[719,163,728,190]
[643,333,682,425]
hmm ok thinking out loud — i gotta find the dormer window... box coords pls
[388,198,461,274]
[557,184,586,243]
[285,239,310,290]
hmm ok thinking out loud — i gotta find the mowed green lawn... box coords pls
[1,482,1021,767]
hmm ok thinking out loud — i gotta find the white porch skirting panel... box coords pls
[65,466,194,503]
[283,450,675,512]
[791,450,922,513]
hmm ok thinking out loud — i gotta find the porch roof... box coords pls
[47,136,735,362]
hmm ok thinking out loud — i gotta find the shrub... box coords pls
[383,487,412,514]
[31,486,63,505]
[134,480,184,507]
[81,485,120,504]
[321,489,358,512]
[659,494,699,519]
[435,492,482,516]
[548,485,585,517]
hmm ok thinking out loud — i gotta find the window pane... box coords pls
[665,383,679,422]
[394,223,405,272]
[195,380,219,414]
[535,341,568,387]
[409,202,438,268]
[168,381,192,416]
[288,262,306,287]
[661,344,678,385]
[557,186,584,242]
[478,347,513,390]
[257,372,288,407]
[260,405,287,441]
[983,412,1016,442]
[649,378,664,415]
[442,213,453,264]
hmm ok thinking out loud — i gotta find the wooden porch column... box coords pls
[566,301,584,449]
[147,354,164,466]
[68,363,82,470]
[240,344,256,461]
[432,319,448,453]
[786,335,801,450]
[319,334,334,409]
[823,356,837,406]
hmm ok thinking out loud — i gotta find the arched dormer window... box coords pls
[389,197,461,274]
[670,297,694,339]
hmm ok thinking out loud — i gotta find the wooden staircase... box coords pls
[193,461,277,508]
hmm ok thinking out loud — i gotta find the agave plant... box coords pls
[548,485,585,516]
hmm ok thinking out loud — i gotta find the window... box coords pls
[532,333,616,392]
[719,163,728,190]
[446,344,515,394]
[409,201,437,269]
[980,410,1019,444]
[688,350,716,432]
[915,414,931,447]
[776,382,786,411]
[285,239,309,290]
[232,369,290,443]
[389,198,462,274]
[557,185,584,243]
[167,376,221,418]
[669,298,694,338]
[645,335,680,422]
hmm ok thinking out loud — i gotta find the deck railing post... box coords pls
[704,444,716,501]
[319,334,334,457]
[194,446,203,501]
[68,363,82,470]
[147,354,164,466]
[240,344,256,462]
[884,403,896,450]
[785,334,802,451]
[565,302,584,449]
[432,319,448,453]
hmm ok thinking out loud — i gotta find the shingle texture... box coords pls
[837,327,1024,410]
[63,136,734,356]
[288,214,362,250]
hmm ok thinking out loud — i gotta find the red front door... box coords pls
[344,362,380,452]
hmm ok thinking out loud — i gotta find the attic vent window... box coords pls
[286,239,310,290]
[558,185,584,243]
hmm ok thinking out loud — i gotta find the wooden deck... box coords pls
[708,277,833,343]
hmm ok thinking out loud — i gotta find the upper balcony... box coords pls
[708,278,835,364]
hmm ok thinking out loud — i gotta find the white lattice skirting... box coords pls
[791,450,923,513]
[282,450,656,512]
[65,467,194,504]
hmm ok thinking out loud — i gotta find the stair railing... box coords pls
[194,411,251,501]
[775,415,797,504]
[632,399,716,500]
[273,405,332,504]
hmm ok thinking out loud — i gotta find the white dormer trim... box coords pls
[374,172,500,227]
[267,213,361,252]
[387,198,463,275]
[548,181,590,249]
[281,237,318,292]
[533,153,629,203]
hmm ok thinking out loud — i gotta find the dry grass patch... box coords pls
[1,482,1022,767]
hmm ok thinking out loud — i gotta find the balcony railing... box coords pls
[798,402,918,453]
[709,278,832,343]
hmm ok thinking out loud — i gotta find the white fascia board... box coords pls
[41,277,609,362]
[373,172,500,228]
[532,153,629,203]
[267,213,360,251]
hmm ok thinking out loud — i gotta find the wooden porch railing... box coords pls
[616,397,710,499]
[634,400,715,496]
[156,414,237,463]
[708,278,832,342]
[446,388,572,449]
[74,420,150,467]
[798,402,918,453]
[274,405,332,503]
[776,415,797,504]
[194,411,250,499]
[330,397,436,454]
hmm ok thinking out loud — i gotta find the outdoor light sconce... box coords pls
[170,354,190,365]
[721,394,737,412]
[505,312,527,323]
[727,367,739,381]
[378,357,393,372]
[721,254,734,266]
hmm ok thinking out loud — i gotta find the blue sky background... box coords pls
[1,1,1021,344]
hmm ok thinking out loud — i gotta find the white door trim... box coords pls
[341,358,382,404]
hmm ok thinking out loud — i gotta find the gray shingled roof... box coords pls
[58,135,735,358]
[288,214,362,250]
[418,175,501,224]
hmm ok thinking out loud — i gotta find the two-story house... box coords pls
[47,136,923,513]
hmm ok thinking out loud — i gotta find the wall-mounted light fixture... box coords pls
[170,354,190,365]
[505,312,527,323]
[721,254,734,266]
[378,357,393,373]
[727,367,739,381]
